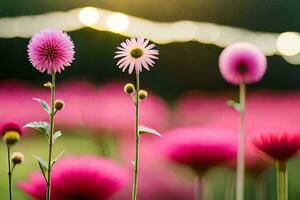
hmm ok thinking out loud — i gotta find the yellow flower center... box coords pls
[130,48,144,58]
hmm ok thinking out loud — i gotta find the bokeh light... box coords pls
[78,7,100,26]
[106,12,129,33]
[276,32,300,56]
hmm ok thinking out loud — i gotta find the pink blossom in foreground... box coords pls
[114,38,159,74]
[28,28,75,74]
[19,156,128,200]
[219,42,267,85]
[161,127,237,172]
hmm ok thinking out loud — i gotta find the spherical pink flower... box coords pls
[19,156,128,200]
[162,127,237,172]
[219,42,267,85]
[114,38,159,74]
[0,121,23,136]
[28,28,75,74]
[253,132,300,161]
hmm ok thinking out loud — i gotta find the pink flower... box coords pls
[253,132,300,161]
[0,121,23,136]
[219,42,267,85]
[162,127,237,172]
[114,38,159,74]
[28,28,75,74]
[19,156,128,200]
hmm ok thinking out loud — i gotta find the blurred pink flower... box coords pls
[0,121,23,137]
[253,132,300,161]
[174,90,300,135]
[0,80,47,131]
[173,91,233,127]
[219,42,267,85]
[161,127,237,172]
[114,38,159,74]
[28,28,75,74]
[19,156,127,200]
[55,81,98,129]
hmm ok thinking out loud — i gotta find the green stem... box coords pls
[254,175,266,200]
[194,175,210,200]
[276,161,288,200]
[236,83,246,200]
[225,173,235,200]
[46,73,56,200]
[131,73,140,200]
[7,145,12,200]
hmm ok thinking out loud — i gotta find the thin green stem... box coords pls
[46,73,56,200]
[225,173,235,200]
[236,83,246,200]
[276,161,288,200]
[7,145,12,200]
[131,73,140,200]
[254,175,267,200]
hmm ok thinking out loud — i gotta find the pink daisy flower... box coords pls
[253,132,300,161]
[161,127,237,172]
[28,28,75,74]
[219,42,267,85]
[114,38,159,74]
[19,156,128,200]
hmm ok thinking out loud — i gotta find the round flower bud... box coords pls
[124,83,135,94]
[11,152,24,165]
[44,82,52,88]
[3,131,20,145]
[1,122,23,146]
[138,90,148,100]
[55,100,65,111]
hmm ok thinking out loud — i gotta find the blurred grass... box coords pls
[1,132,300,200]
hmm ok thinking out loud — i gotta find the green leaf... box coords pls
[33,98,50,114]
[53,131,62,143]
[24,121,50,137]
[227,100,241,112]
[34,155,48,182]
[51,151,65,167]
[139,125,162,137]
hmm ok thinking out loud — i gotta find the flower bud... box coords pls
[3,131,20,145]
[55,100,65,111]
[44,82,52,88]
[138,90,148,100]
[124,83,135,94]
[11,152,24,165]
